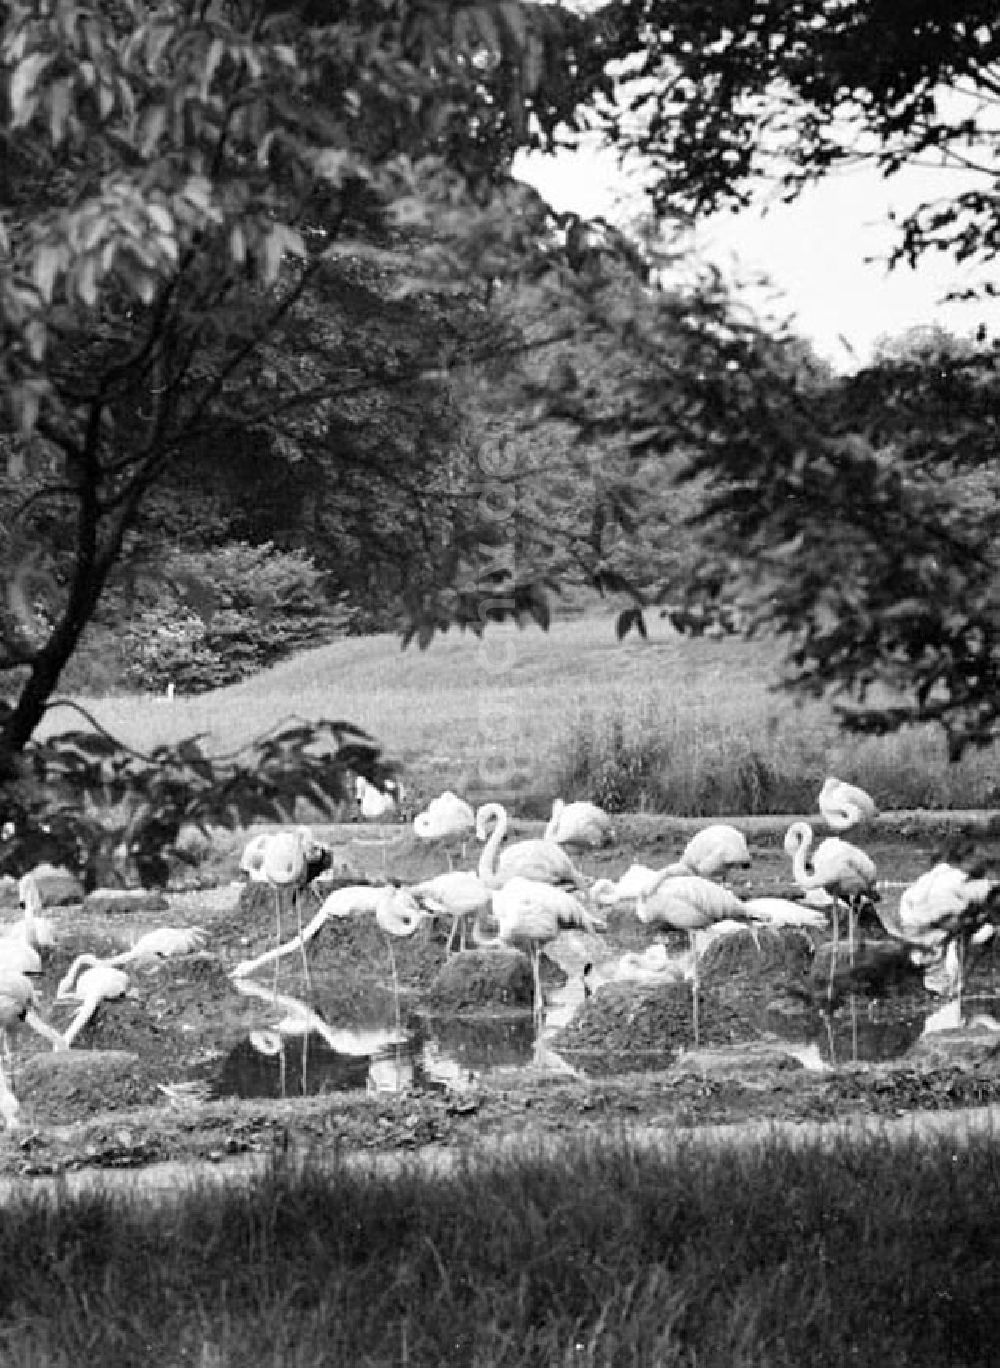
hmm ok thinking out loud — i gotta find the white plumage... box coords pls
[784,820,877,991]
[818,776,878,832]
[475,802,588,891]
[636,872,765,1044]
[474,876,606,1030]
[56,956,130,1047]
[876,863,998,1008]
[56,928,206,997]
[664,824,751,880]
[241,827,330,998]
[356,776,403,820]
[409,870,493,952]
[590,864,661,906]
[0,967,68,1127]
[544,799,616,849]
[740,896,830,930]
[413,791,476,864]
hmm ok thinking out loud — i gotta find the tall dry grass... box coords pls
[36,610,1000,814]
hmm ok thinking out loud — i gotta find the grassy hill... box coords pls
[37,609,1000,815]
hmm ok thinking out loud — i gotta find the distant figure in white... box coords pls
[356,776,403,820]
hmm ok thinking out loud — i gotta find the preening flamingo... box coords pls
[473,876,606,1032]
[475,802,588,891]
[56,956,130,1047]
[784,820,877,994]
[875,863,998,1013]
[818,777,878,832]
[413,791,476,868]
[544,799,616,850]
[590,864,661,906]
[241,827,331,999]
[636,872,765,1044]
[56,928,207,997]
[663,824,752,881]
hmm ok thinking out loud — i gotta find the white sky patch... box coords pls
[513,139,992,372]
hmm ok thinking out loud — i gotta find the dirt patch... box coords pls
[4,814,1000,1182]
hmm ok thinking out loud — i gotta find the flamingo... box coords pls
[230,883,423,979]
[544,799,616,850]
[475,802,589,891]
[636,872,766,1044]
[590,864,662,906]
[7,873,56,955]
[473,877,606,1033]
[740,896,830,930]
[663,824,752,881]
[56,928,207,996]
[784,820,877,994]
[874,863,998,1014]
[409,870,493,952]
[55,956,130,1047]
[413,791,476,868]
[241,828,331,1000]
[818,776,878,832]
[0,964,68,1125]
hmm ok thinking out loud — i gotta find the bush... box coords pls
[119,542,340,693]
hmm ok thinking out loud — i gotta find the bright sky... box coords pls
[513,139,991,372]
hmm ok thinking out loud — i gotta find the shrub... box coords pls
[119,542,340,693]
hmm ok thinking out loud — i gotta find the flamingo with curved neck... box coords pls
[475,803,588,891]
[785,820,877,995]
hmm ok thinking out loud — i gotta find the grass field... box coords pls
[2,1131,998,1365]
[39,610,1000,817]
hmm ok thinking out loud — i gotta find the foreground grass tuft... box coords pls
[1,1130,998,1365]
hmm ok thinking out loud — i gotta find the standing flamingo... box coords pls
[635,872,764,1045]
[475,802,588,891]
[473,877,606,1034]
[409,870,493,952]
[818,777,878,831]
[784,820,877,994]
[241,828,330,999]
[874,863,998,1015]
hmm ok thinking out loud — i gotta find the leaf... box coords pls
[9,53,53,125]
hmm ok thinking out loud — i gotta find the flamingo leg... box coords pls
[827,901,841,1002]
[823,1009,836,1067]
[272,886,283,1004]
[848,898,856,969]
[63,996,99,1047]
[531,946,544,1035]
[294,890,313,999]
[689,933,701,1048]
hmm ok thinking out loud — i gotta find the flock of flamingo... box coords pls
[1,773,998,1126]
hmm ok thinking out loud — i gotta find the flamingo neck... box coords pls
[476,805,507,887]
[790,826,822,889]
